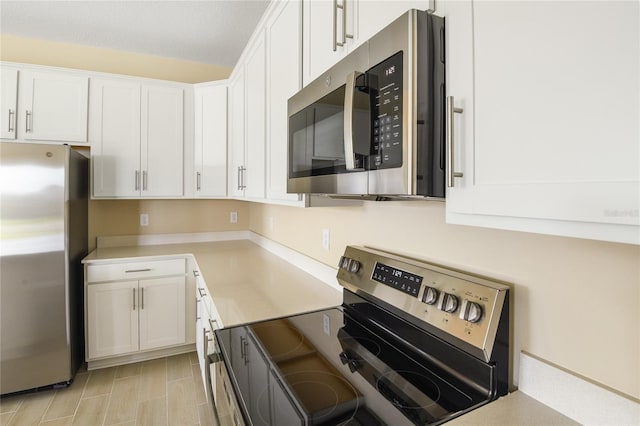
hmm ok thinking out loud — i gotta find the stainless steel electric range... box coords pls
[212,246,511,425]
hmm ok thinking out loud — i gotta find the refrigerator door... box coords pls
[0,142,72,394]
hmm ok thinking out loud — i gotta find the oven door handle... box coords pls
[344,70,364,171]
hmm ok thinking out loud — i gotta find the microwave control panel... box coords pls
[369,51,403,169]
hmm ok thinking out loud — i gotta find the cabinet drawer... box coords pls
[87,258,186,283]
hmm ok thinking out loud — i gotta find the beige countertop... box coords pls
[83,236,580,425]
[448,391,580,425]
[83,239,343,327]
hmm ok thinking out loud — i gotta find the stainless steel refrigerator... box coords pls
[0,142,88,395]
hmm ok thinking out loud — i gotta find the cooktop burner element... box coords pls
[214,246,511,425]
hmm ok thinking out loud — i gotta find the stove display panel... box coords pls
[372,261,423,297]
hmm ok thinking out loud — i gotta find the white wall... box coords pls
[250,201,640,400]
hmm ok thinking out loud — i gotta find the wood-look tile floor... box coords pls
[0,352,215,426]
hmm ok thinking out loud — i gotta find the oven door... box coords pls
[210,331,246,426]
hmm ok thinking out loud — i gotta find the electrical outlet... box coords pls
[140,213,149,226]
[230,211,238,224]
[322,228,330,250]
[323,314,331,336]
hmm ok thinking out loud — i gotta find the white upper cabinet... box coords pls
[228,69,246,198]
[444,1,639,244]
[302,0,356,85]
[194,82,228,198]
[228,31,267,201]
[0,67,18,140]
[0,66,88,143]
[302,0,431,86]
[266,0,304,204]
[19,69,89,143]
[244,34,267,200]
[141,85,184,197]
[90,77,184,198]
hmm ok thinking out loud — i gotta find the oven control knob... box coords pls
[339,256,350,270]
[461,301,483,323]
[422,287,439,305]
[348,359,360,373]
[440,293,459,313]
[349,260,361,273]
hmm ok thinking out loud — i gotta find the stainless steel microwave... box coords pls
[287,9,445,199]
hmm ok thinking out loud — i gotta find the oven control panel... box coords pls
[338,246,510,362]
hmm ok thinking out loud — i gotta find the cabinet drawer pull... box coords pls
[141,287,144,310]
[125,268,152,273]
[446,96,464,187]
[198,287,206,298]
[132,288,136,310]
[196,172,201,191]
[193,270,200,277]
[135,170,140,191]
[209,318,218,331]
[142,170,148,191]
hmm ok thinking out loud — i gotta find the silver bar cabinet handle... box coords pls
[8,109,14,132]
[446,96,464,187]
[196,172,201,191]
[141,287,144,310]
[25,110,32,133]
[135,171,140,191]
[237,166,242,190]
[332,0,338,51]
[125,268,151,273]
[198,287,206,298]
[132,288,136,310]
[342,0,353,44]
[142,171,148,191]
[343,71,363,170]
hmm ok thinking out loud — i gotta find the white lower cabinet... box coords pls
[86,258,187,362]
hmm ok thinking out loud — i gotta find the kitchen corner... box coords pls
[82,231,637,425]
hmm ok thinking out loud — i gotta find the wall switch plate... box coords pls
[230,211,238,223]
[322,228,330,250]
[140,213,149,226]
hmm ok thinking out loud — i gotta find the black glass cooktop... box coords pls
[215,292,493,425]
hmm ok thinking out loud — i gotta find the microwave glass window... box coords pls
[289,87,347,178]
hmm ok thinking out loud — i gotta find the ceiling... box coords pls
[0,0,271,68]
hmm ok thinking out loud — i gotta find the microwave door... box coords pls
[288,86,368,195]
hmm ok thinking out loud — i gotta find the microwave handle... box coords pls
[344,70,362,171]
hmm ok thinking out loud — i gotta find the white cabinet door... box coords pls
[244,35,267,199]
[0,67,18,139]
[357,1,431,46]
[229,70,246,197]
[141,85,184,197]
[90,78,141,197]
[266,0,304,203]
[302,0,356,85]
[139,276,186,351]
[19,70,88,143]
[445,0,639,244]
[195,83,228,197]
[87,281,139,359]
